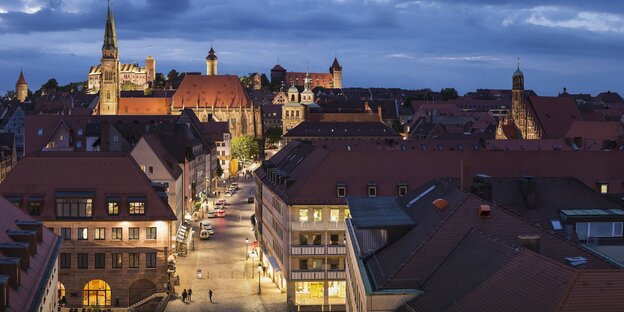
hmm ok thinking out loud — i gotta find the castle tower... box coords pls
[15,70,28,103]
[99,0,120,115]
[282,84,306,135]
[287,84,299,103]
[145,55,156,83]
[206,47,218,76]
[329,57,343,89]
[300,73,315,105]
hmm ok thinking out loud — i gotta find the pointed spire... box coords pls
[102,0,118,52]
[331,57,342,70]
[514,57,523,76]
[16,69,27,85]
[206,46,217,60]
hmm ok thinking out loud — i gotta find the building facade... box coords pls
[0,153,177,309]
[271,58,343,90]
[15,70,28,103]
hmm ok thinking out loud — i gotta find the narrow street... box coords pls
[165,174,288,312]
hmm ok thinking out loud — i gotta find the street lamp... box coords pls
[257,263,262,295]
[245,238,249,260]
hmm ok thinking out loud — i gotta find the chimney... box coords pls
[479,204,491,218]
[15,221,43,243]
[377,105,383,121]
[0,275,9,308]
[6,230,37,256]
[520,176,537,209]
[460,160,471,192]
[518,235,540,253]
[0,258,20,289]
[0,243,30,271]
[470,174,492,201]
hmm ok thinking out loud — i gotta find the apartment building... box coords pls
[0,152,177,309]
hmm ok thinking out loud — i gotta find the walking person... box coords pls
[208,289,213,303]
[188,288,193,302]
[181,289,187,303]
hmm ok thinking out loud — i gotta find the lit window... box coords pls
[598,182,608,194]
[112,135,119,142]
[129,227,139,240]
[94,228,105,240]
[129,200,145,215]
[551,219,563,231]
[78,228,88,240]
[112,253,122,269]
[313,208,323,221]
[107,199,119,215]
[299,208,309,222]
[330,209,340,222]
[38,129,43,136]
[344,209,351,220]
[112,228,122,240]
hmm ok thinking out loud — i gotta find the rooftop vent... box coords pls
[518,235,540,253]
[0,258,20,289]
[15,221,43,243]
[565,256,587,268]
[432,199,449,210]
[479,205,491,218]
[6,230,37,256]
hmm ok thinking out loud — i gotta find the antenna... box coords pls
[517,57,520,69]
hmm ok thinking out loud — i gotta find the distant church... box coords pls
[88,2,155,98]
[94,2,261,138]
[281,73,317,134]
[271,58,342,89]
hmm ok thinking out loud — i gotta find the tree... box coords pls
[41,78,59,91]
[239,74,252,89]
[153,73,166,89]
[264,127,282,147]
[167,69,180,83]
[215,161,224,178]
[121,81,142,91]
[440,88,459,101]
[3,90,16,100]
[231,135,260,163]
[260,74,271,88]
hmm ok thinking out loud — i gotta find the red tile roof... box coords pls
[283,121,401,139]
[565,121,622,140]
[172,75,252,109]
[528,96,582,138]
[118,97,172,115]
[0,153,177,221]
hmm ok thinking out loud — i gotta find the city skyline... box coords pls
[1,0,624,95]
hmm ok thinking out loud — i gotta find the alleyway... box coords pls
[165,174,288,312]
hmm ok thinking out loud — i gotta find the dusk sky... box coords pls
[1,0,624,96]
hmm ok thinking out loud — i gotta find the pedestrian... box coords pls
[188,288,193,302]
[208,289,213,303]
[182,289,187,303]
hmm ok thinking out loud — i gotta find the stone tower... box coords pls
[287,84,299,103]
[282,84,306,134]
[300,73,315,105]
[206,47,218,76]
[511,62,525,137]
[99,0,120,115]
[15,70,28,103]
[330,57,343,89]
[145,55,156,83]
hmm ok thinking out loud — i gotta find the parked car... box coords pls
[224,191,233,197]
[216,208,226,217]
[199,220,215,234]
[231,183,239,190]
[200,229,210,240]
[248,197,254,204]
[206,210,216,218]
[216,199,226,206]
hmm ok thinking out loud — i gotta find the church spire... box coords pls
[102,0,118,53]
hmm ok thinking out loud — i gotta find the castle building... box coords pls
[206,47,218,76]
[271,58,343,89]
[281,73,318,134]
[89,3,155,99]
[15,70,28,103]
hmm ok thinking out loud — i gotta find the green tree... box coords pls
[264,127,282,147]
[167,69,180,83]
[3,90,16,100]
[231,135,260,162]
[239,74,252,89]
[215,161,224,178]
[440,88,459,101]
[153,73,166,89]
[260,74,271,88]
[121,81,142,91]
[41,78,59,90]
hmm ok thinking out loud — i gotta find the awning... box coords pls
[267,255,281,272]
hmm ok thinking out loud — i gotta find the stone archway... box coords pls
[129,279,157,304]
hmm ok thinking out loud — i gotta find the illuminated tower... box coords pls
[15,70,28,103]
[511,61,525,137]
[206,47,218,76]
[99,0,120,115]
[329,57,342,89]
[145,55,156,83]
[300,73,315,105]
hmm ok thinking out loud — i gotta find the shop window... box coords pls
[299,208,309,222]
[82,279,111,306]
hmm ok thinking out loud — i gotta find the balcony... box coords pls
[292,245,326,255]
[327,246,346,255]
[290,270,346,280]
[291,221,346,231]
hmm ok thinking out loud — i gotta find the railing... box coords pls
[291,270,325,280]
[291,245,326,255]
[291,221,346,231]
[290,270,346,280]
[327,246,346,255]
[60,309,127,312]
[129,286,158,306]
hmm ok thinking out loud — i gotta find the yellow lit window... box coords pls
[299,209,309,222]
[330,209,340,222]
[313,209,323,221]
[344,209,351,220]
[600,183,608,194]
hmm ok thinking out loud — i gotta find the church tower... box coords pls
[511,62,525,137]
[15,70,28,103]
[330,57,343,89]
[282,84,306,134]
[206,47,218,76]
[300,73,315,105]
[99,0,120,115]
[145,55,156,83]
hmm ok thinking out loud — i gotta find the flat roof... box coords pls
[347,196,416,229]
[560,209,624,217]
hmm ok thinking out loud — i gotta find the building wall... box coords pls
[38,256,59,312]
[48,220,173,308]
[2,107,25,157]
[176,107,262,139]
[99,58,120,115]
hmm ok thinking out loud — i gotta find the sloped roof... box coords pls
[16,70,27,85]
[0,153,176,221]
[565,121,622,140]
[118,97,171,115]
[283,121,400,139]
[139,133,183,179]
[528,96,582,139]
[172,75,252,109]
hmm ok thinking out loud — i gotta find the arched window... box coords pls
[107,91,111,100]
[83,279,111,306]
[58,281,66,303]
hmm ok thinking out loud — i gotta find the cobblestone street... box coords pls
[165,175,288,312]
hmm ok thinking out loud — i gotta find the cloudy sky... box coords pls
[1,0,623,96]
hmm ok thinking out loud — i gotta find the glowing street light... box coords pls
[257,263,262,295]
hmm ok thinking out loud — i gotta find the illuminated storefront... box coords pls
[83,279,111,306]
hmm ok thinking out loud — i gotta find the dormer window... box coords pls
[337,184,346,198]
[128,196,146,215]
[368,184,377,197]
[597,181,608,194]
[107,196,120,215]
[28,196,43,215]
[38,129,44,136]
[398,184,408,196]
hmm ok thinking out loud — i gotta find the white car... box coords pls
[224,191,233,197]
[216,199,226,206]
[199,220,215,234]
[206,210,216,218]
[199,229,210,240]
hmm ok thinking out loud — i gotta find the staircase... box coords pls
[128,289,169,311]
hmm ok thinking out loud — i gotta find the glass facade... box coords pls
[83,279,111,306]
